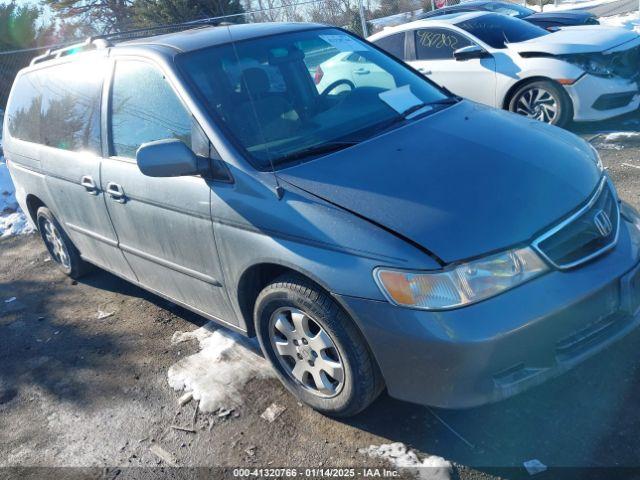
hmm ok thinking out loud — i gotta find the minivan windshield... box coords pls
[177,27,452,169]
[456,13,549,49]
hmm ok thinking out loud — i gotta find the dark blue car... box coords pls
[419,0,599,30]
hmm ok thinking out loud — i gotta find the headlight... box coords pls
[562,54,614,78]
[374,247,548,310]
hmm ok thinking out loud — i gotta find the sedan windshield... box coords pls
[177,27,451,169]
[457,13,549,48]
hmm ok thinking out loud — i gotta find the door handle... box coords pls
[80,175,98,195]
[354,68,370,75]
[418,68,432,75]
[106,182,126,203]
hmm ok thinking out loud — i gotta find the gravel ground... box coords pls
[1,113,639,480]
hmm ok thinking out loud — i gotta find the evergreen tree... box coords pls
[133,0,246,26]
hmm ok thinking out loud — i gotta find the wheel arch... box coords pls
[25,194,46,229]
[236,261,339,337]
[502,76,563,109]
[238,261,387,398]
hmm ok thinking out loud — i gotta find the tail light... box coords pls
[314,65,324,85]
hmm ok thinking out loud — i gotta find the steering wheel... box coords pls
[320,79,355,99]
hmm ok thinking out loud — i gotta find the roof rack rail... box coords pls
[91,17,225,45]
[29,17,228,66]
[30,37,100,65]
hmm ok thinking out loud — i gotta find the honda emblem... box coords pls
[594,210,613,237]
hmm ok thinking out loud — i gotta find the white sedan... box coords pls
[313,51,396,95]
[368,12,640,126]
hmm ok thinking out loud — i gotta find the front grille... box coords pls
[534,179,619,269]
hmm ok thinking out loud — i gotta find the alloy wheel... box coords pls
[515,87,558,124]
[41,217,71,269]
[269,307,345,398]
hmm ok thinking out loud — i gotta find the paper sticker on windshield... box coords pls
[378,85,423,114]
[320,34,367,52]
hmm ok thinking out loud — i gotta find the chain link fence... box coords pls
[0,45,48,113]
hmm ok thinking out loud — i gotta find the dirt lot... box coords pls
[1,114,640,480]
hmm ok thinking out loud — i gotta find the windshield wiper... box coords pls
[347,96,461,141]
[277,96,462,164]
[399,102,431,118]
[400,96,461,119]
[277,141,359,163]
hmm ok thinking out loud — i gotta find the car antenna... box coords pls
[227,25,285,200]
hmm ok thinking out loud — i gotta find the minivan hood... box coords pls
[279,101,601,264]
[507,26,639,55]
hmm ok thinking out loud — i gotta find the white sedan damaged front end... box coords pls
[510,30,640,121]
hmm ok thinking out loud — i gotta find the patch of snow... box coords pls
[168,321,275,412]
[603,131,640,141]
[528,0,618,12]
[599,10,640,31]
[595,131,640,149]
[360,443,452,480]
[0,157,34,238]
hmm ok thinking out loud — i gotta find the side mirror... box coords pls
[453,45,490,61]
[136,139,206,177]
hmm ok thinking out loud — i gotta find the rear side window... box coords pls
[110,60,192,159]
[7,58,104,154]
[7,73,41,144]
[457,13,548,48]
[372,33,406,59]
[415,28,472,60]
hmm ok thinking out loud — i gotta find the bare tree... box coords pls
[41,0,135,33]
[244,0,304,22]
[307,0,352,26]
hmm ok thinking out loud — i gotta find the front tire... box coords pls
[255,274,383,417]
[508,79,572,127]
[36,207,92,279]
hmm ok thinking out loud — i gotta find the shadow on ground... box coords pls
[344,323,640,477]
[0,265,207,410]
[569,110,640,138]
[79,268,210,329]
[0,276,131,407]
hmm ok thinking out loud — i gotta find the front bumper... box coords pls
[565,74,639,122]
[336,219,640,409]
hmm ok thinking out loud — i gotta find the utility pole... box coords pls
[358,0,368,37]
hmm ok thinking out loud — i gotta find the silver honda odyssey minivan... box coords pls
[5,22,640,417]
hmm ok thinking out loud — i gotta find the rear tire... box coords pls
[36,207,92,279]
[254,274,383,417]
[508,79,572,127]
